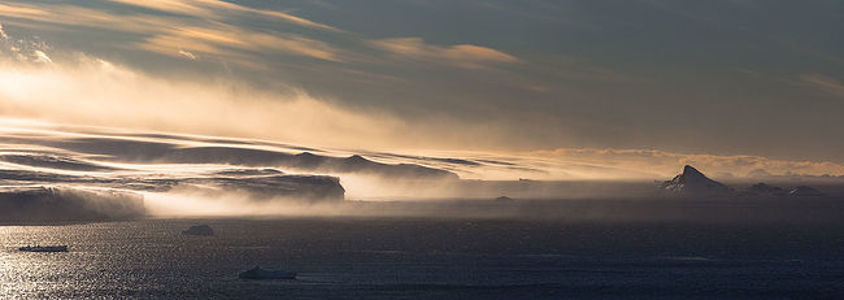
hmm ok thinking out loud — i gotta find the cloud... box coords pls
[0,23,8,40]
[107,0,340,32]
[0,22,52,64]
[2,42,841,181]
[0,1,345,65]
[31,50,52,64]
[801,73,844,98]
[530,148,844,178]
[4,0,841,170]
[369,37,519,69]
[139,25,343,64]
[0,27,553,160]
[0,3,47,18]
[178,49,197,60]
[0,4,187,35]
[0,56,402,149]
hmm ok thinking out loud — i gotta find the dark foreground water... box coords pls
[3,217,844,299]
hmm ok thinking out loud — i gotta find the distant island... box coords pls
[660,165,732,195]
[0,186,145,223]
[660,165,825,199]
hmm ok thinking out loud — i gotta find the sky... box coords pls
[0,0,843,178]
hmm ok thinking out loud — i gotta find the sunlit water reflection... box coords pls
[3,218,844,298]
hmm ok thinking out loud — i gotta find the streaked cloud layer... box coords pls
[0,0,843,176]
[369,37,519,68]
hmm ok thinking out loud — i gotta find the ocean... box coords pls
[3,217,844,299]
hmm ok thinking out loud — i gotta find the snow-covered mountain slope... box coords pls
[660,165,732,195]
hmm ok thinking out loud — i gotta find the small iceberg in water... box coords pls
[182,224,214,236]
[238,265,297,280]
[19,245,68,252]
[789,185,824,197]
[494,195,514,202]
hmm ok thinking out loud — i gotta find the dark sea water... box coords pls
[3,217,844,299]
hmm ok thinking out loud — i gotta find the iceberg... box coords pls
[19,245,68,252]
[238,266,296,280]
[494,196,514,202]
[182,225,214,236]
[0,186,145,223]
[788,186,824,197]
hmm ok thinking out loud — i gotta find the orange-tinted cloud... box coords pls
[107,0,340,32]
[139,25,343,63]
[0,57,399,149]
[801,73,844,98]
[0,1,345,64]
[0,3,47,18]
[369,37,519,69]
[530,148,844,179]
